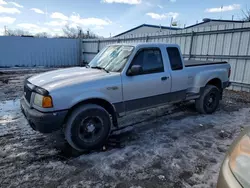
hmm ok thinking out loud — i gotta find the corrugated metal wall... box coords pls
[82,22,250,92]
[0,36,80,67]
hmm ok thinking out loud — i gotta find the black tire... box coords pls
[195,85,220,114]
[65,104,111,151]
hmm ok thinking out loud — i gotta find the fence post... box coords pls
[189,31,195,60]
[97,40,100,53]
[79,38,83,66]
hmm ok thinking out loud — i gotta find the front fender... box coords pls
[52,91,113,111]
[69,91,113,108]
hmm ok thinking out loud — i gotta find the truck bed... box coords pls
[184,60,227,67]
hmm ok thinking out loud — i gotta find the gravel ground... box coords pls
[1,68,250,188]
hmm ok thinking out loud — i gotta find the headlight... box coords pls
[33,93,53,108]
[229,134,250,187]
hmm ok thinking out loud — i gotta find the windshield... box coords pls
[88,45,134,72]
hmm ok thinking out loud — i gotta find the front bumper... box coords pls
[20,98,68,133]
[217,157,242,188]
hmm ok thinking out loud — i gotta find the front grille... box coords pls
[24,84,32,103]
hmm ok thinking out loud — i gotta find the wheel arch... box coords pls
[206,78,222,89]
[64,98,118,127]
[205,78,223,99]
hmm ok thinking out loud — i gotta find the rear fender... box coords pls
[188,69,227,94]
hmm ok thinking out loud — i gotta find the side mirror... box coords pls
[127,65,143,76]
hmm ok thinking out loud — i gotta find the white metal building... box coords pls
[113,24,181,38]
[185,19,247,29]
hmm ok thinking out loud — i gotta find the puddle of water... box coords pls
[0,99,20,123]
[0,99,20,114]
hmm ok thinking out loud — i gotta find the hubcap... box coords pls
[205,93,216,109]
[86,123,95,133]
[208,97,213,103]
[78,116,103,143]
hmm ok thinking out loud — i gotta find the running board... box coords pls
[186,93,200,100]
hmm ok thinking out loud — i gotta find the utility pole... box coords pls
[4,26,7,36]
[87,30,89,38]
[170,17,173,28]
[79,29,82,38]
[220,5,223,19]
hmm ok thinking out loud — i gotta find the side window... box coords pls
[130,48,164,75]
[166,47,183,70]
[131,49,144,67]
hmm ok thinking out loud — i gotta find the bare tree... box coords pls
[242,7,250,21]
[35,32,49,38]
[62,25,82,38]
[62,25,100,39]
[85,28,100,39]
[7,29,32,37]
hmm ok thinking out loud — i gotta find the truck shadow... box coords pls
[53,128,135,159]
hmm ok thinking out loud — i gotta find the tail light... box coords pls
[228,68,231,78]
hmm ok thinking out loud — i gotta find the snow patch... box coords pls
[0,99,20,125]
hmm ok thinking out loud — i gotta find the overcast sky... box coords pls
[0,0,249,37]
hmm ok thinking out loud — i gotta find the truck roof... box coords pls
[109,43,179,48]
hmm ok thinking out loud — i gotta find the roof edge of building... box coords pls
[113,24,181,38]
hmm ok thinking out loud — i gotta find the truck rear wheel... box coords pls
[65,104,111,151]
[195,85,220,114]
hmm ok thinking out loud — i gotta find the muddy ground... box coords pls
[1,68,250,188]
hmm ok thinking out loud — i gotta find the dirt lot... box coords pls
[1,68,250,188]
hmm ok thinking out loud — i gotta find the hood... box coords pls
[28,67,116,91]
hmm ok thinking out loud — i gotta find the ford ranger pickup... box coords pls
[20,43,231,151]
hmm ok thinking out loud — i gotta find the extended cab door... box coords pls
[165,47,189,93]
[121,47,171,112]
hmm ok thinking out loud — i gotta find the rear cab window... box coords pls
[166,47,183,70]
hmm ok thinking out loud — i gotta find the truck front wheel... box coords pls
[195,85,220,114]
[64,104,111,151]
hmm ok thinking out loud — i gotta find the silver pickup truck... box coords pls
[21,43,231,151]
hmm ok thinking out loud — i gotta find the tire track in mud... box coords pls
[49,106,228,188]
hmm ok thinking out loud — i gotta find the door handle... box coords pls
[161,76,169,81]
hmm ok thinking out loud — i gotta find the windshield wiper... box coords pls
[91,66,109,73]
